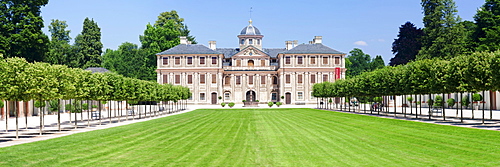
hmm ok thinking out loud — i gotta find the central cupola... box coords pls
[238,19,264,50]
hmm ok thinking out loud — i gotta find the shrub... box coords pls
[433,96,443,107]
[48,100,59,114]
[427,99,434,106]
[242,100,246,102]
[447,98,455,108]
[473,93,483,102]
[256,100,260,102]
[82,103,89,110]
[268,102,274,107]
[328,98,333,103]
[406,96,413,102]
[91,104,98,108]
[416,101,421,105]
[461,95,470,107]
[276,102,282,106]
[373,97,382,103]
[228,102,235,108]
[34,101,46,108]
[221,102,226,107]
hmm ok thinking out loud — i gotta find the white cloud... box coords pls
[354,41,368,46]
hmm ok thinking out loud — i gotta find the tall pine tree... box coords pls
[0,0,49,62]
[473,0,500,52]
[418,0,466,60]
[389,22,423,66]
[72,18,102,69]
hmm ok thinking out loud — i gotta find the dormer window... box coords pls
[249,39,253,44]
[241,39,245,45]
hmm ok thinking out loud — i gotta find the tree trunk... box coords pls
[98,101,102,125]
[471,92,474,119]
[482,91,485,124]
[39,100,43,135]
[15,101,19,139]
[25,102,28,130]
[442,93,445,121]
[109,100,112,124]
[87,100,90,127]
[428,94,432,120]
[58,100,61,132]
[394,96,397,117]
[460,92,463,123]
[5,101,8,132]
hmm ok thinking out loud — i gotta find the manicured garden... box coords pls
[0,108,499,166]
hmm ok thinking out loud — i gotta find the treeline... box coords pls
[313,51,500,100]
[0,0,195,81]
[0,57,191,104]
[390,0,500,66]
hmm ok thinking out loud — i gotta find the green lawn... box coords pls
[1,108,500,166]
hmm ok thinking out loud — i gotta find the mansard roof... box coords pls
[282,43,345,54]
[216,48,240,58]
[156,44,220,55]
[217,47,285,58]
[156,43,343,57]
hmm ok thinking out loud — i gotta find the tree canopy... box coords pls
[390,22,423,66]
[45,19,72,65]
[346,48,385,78]
[473,0,500,52]
[72,17,103,69]
[0,57,190,103]
[313,50,500,99]
[418,0,466,60]
[0,0,49,62]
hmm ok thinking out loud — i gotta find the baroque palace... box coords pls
[156,20,346,105]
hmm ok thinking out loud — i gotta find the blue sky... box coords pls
[41,0,484,64]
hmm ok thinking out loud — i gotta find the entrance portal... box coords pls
[285,92,291,104]
[211,93,217,104]
[246,91,256,102]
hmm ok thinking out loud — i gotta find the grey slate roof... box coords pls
[85,67,110,73]
[263,48,286,58]
[216,48,240,58]
[156,43,342,58]
[282,43,345,54]
[156,44,220,55]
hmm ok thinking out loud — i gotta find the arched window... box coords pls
[241,39,245,45]
[257,39,261,45]
[249,39,253,44]
[248,60,254,67]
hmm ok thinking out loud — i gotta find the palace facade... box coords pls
[156,20,346,105]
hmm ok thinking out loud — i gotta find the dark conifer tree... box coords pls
[389,22,423,66]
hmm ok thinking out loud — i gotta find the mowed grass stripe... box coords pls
[0,108,500,166]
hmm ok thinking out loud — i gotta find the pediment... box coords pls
[232,46,269,58]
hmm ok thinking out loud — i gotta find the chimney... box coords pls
[309,41,314,44]
[180,36,188,44]
[285,41,293,50]
[313,36,322,44]
[293,40,298,47]
[209,41,216,50]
